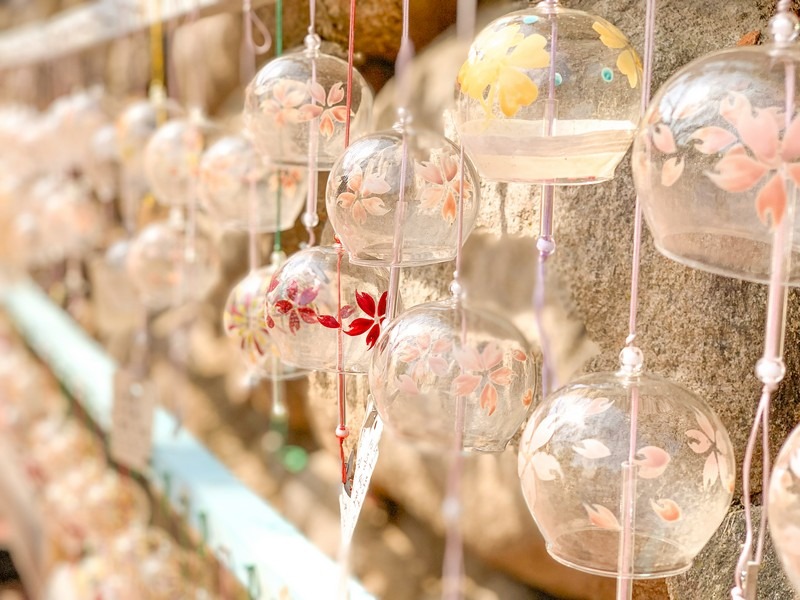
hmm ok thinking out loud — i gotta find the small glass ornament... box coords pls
[46,88,108,174]
[116,99,160,177]
[265,244,391,373]
[325,118,480,266]
[633,34,800,284]
[86,123,120,203]
[768,423,800,593]
[223,260,306,380]
[198,133,307,232]
[518,368,734,578]
[243,34,374,169]
[455,0,641,183]
[369,297,536,452]
[39,176,103,259]
[126,217,220,311]
[89,240,142,336]
[143,116,207,207]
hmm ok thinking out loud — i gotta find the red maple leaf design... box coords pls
[344,290,388,349]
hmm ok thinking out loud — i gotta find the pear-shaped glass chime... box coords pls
[243,33,373,169]
[520,0,734,588]
[455,0,641,184]
[633,4,799,597]
[769,423,800,593]
[371,295,537,452]
[326,118,480,266]
[198,133,307,232]
[264,244,391,373]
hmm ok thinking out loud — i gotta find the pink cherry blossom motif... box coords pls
[300,81,351,139]
[650,123,685,187]
[650,498,682,523]
[702,92,800,228]
[633,446,671,479]
[342,290,388,349]
[267,169,302,197]
[686,408,733,492]
[335,165,392,225]
[452,342,515,416]
[266,279,320,334]
[397,332,453,382]
[415,154,473,224]
[573,439,612,459]
[258,79,314,127]
[584,503,621,531]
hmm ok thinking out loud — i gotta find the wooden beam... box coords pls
[0,0,272,71]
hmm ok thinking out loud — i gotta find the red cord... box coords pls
[344,0,357,148]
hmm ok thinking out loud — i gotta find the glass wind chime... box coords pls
[471,0,737,597]
[213,0,308,398]
[630,2,800,597]
[454,0,642,397]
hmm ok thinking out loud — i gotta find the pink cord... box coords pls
[344,0,357,148]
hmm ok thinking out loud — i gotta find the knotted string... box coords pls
[441,2,476,598]
[616,0,657,597]
[335,0,359,485]
[733,7,796,598]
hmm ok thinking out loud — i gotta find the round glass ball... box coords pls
[243,38,373,169]
[768,423,800,592]
[265,245,390,373]
[325,124,479,266]
[455,1,641,184]
[126,218,219,311]
[116,99,160,177]
[369,298,536,452]
[518,370,734,578]
[633,44,800,284]
[223,265,306,381]
[198,134,307,232]
[143,118,206,207]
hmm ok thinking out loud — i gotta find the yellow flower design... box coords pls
[458,24,550,118]
[592,20,642,88]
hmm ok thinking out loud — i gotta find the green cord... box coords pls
[276,0,283,56]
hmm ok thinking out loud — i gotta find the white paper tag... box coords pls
[110,369,155,473]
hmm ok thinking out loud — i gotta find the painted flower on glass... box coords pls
[301,81,350,139]
[592,20,641,88]
[267,279,320,334]
[584,503,621,531]
[686,408,734,492]
[268,168,303,196]
[258,79,313,127]
[457,24,550,118]
[453,342,514,416]
[702,92,800,228]
[416,154,473,224]
[651,498,682,523]
[343,290,388,349]
[336,165,392,224]
[225,291,270,358]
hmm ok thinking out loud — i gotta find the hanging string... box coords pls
[733,6,796,598]
[441,2,476,598]
[241,0,273,273]
[344,0,357,148]
[334,0,359,486]
[302,1,321,245]
[533,0,559,399]
[274,0,285,257]
[616,1,657,598]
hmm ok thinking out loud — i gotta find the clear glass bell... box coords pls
[325,117,480,266]
[768,422,800,593]
[633,38,800,284]
[143,116,208,207]
[223,262,306,381]
[126,217,220,311]
[455,0,641,183]
[243,34,373,169]
[518,369,734,578]
[265,244,391,373]
[198,133,307,232]
[369,298,537,452]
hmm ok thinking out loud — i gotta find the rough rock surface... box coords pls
[305,0,800,599]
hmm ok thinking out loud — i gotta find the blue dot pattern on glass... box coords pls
[522,15,539,24]
[555,73,563,86]
[601,67,614,82]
